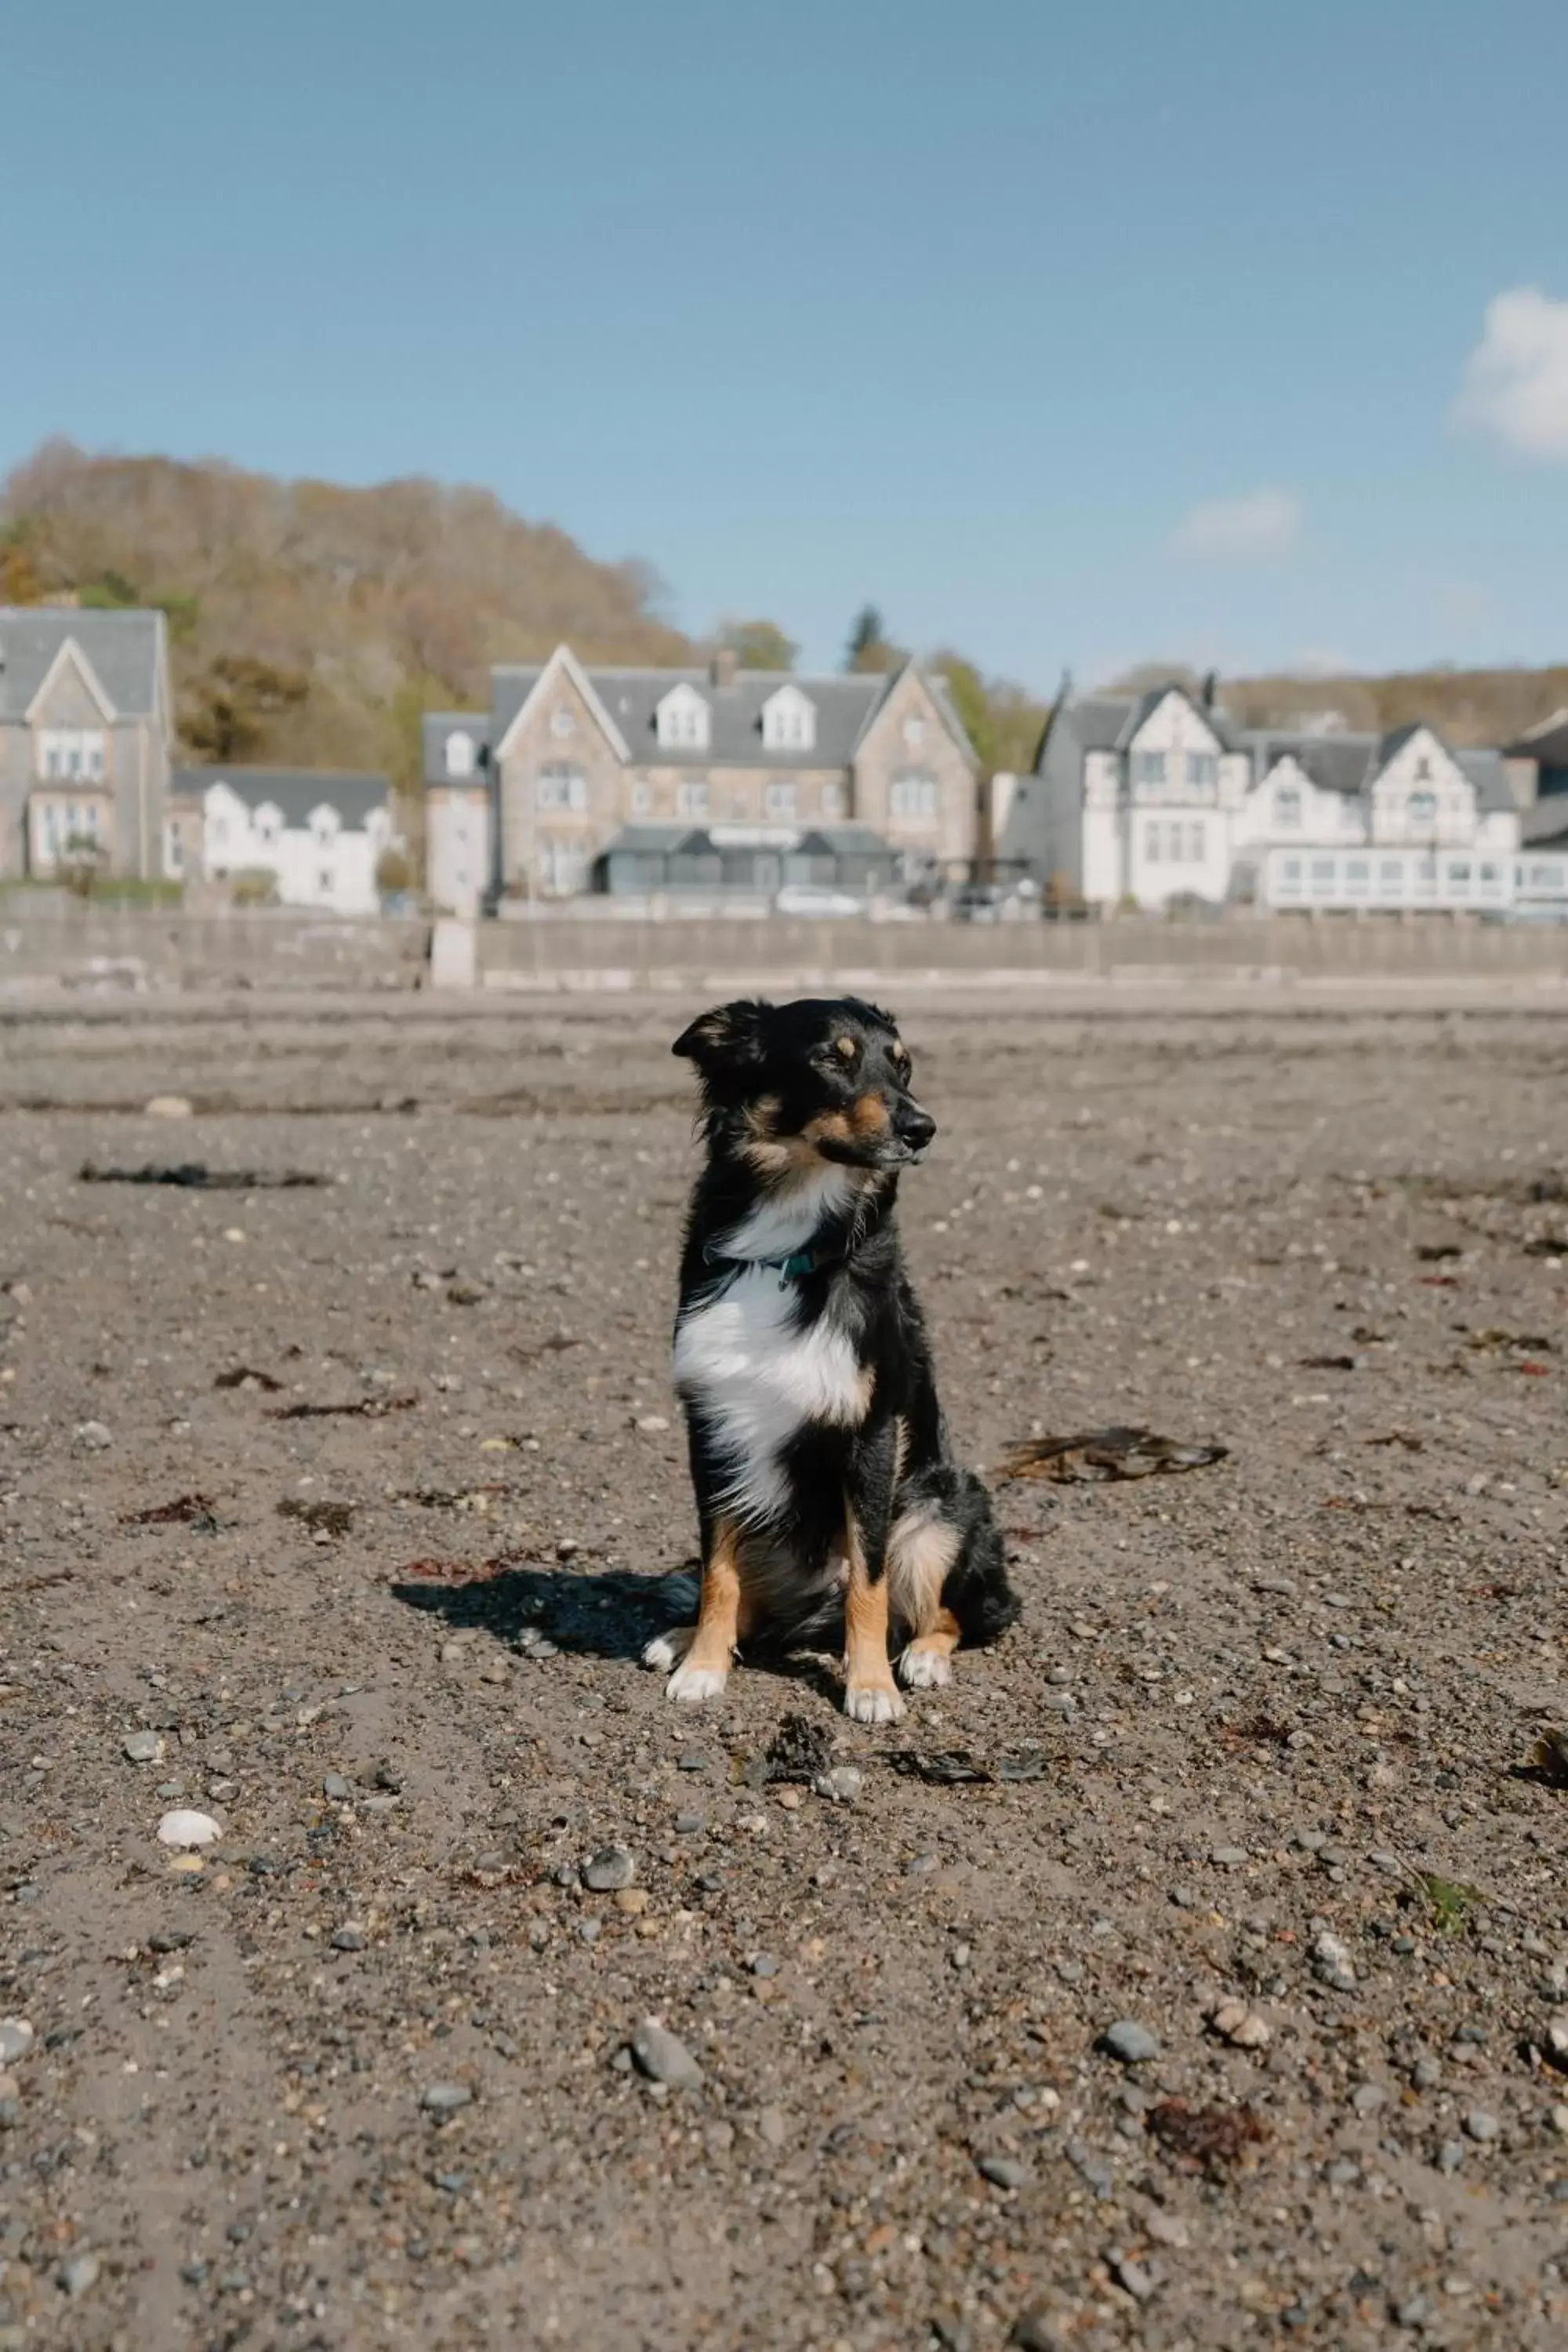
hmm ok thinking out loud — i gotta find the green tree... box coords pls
[844,604,904,674]
[717,617,797,671]
[928,647,1051,776]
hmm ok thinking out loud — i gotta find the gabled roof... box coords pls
[1504,710,1568,767]
[1034,684,1236,773]
[176,767,389,830]
[0,607,165,720]
[421,710,491,786]
[1244,727,1516,815]
[481,658,975,774]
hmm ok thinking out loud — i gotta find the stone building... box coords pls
[0,607,172,880]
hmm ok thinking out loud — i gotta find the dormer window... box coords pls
[761,685,816,753]
[255,804,281,844]
[1131,750,1167,789]
[656,683,710,751]
[550,706,576,740]
[445,730,475,780]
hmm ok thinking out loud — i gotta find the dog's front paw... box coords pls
[844,1679,906,1726]
[642,1628,693,1674]
[665,1658,728,1705]
[898,1644,954,1690]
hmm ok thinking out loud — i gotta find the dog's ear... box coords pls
[672,999,770,1077]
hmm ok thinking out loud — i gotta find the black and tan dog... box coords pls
[644,995,1018,1722]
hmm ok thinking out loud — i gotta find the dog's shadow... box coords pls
[389,1561,844,1697]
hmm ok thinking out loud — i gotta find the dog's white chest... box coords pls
[673,1269,867,1521]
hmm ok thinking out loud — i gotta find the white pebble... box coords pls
[157,1809,222,1850]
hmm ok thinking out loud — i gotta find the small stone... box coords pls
[1108,2252,1157,2303]
[614,1887,649,1915]
[751,1953,779,1979]
[421,2082,472,2115]
[1546,2016,1568,2063]
[757,2106,787,2147]
[1210,1846,1248,1867]
[977,2154,1029,2190]
[1325,2158,1361,2188]
[674,1810,706,1835]
[634,1414,670,1433]
[1012,2313,1066,2352]
[122,1729,165,1765]
[1352,2082,1388,2117]
[74,1420,112,1451]
[1395,2294,1429,2329]
[332,1923,365,1952]
[322,1773,352,1802]
[0,2020,34,2064]
[1207,1998,1271,2049]
[145,1094,194,1118]
[157,1809,221,1849]
[1102,2020,1160,2064]
[1311,1926,1356,1991]
[813,1766,862,1805]
[1550,2104,1568,2139]
[677,1751,707,1772]
[1411,2056,1442,2091]
[630,2018,702,2090]
[58,2252,100,2298]
[1463,2108,1499,2143]
[582,1846,635,1893]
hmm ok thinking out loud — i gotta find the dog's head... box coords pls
[673,996,935,1175]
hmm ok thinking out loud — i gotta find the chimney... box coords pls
[710,648,738,688]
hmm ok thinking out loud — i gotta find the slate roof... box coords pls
[0,607,165,719]
[1504,710,1568,767]
[1522,796,1568,847]
[486,661,975,773]
[1246,729,1516,816]
[176,768,389,829]
[1036,684,1237,769]
[422,710,491,787]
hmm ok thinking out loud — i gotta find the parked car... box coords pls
[774,884,863,919]
[951,882,1008,923]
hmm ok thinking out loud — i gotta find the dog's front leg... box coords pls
[645,1513,745,1704]
[843,1421,905,1726]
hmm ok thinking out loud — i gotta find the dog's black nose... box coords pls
[896,1103,937,1152]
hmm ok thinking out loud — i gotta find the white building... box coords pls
[172,767,397,913]
[995,683,1522,914]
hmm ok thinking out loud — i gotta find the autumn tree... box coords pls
[181,655,310,764]
[717,617,797,671]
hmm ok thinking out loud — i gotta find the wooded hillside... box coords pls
[0,441,694,793]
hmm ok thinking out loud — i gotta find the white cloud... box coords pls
[1454,286,1568,459]
[1168,487,1302,562]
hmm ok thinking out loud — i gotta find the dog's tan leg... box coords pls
[644,1518,746,1704]
[889,1511,963,1689]
[843,1503,905,1726]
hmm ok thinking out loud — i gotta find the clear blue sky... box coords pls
[10,0,1568,692]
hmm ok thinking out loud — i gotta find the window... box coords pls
[317,868,333,895]
[1379,858,1405,885]
[1281,858,1302,882]
[1273,785,1302,829]
[1414,754,1432,781]
[1131,750,1167,789]
[1345,858,1370,886]
[764,780,797,819]
[550,706,576,739]
[1187,752,1218,789]
[536,765,586,811]
[656,684,710,750]
[256,806,280,844]
[1479,861,1500,885]
[677,779,710,818]
[630,779,652,815]
[445,730,475,779]
[211,815,228,848]
[1311,857,1335,883]
[166,827,184,874]
[1530,861,1564,887]
[889,773,938,821]
[1407,790,1437,826]
[40,728,106,780]
[1185,821,1206,862]
[902,715,927,751]
[1144,821,1163,864]
[761,688,815,753]
[1446,859,1472,885]
[821,781,846,819]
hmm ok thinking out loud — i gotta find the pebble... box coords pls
[0,2020,34,2064]
[157,1809,221,1850]
[1546,2017,1568,2063]
[1464,2108,1500,2143]
[613,1887,648,1915]
[1012,2313,1066,2351]
[1395,2295,1429,2329]
[1352,2083,1387,2117]
[977,2154,1029,2190]
[1102,2020,1160,2064]
[677,1752,707,1773]
[332,1923,366,1951]
[1210,1846,1248,1867]
[1207,1998,1271,2049]
[751,1954,779,1979]
[674,1810,706,1835]
[1437,2140,1465,2174]
[1550,2105,1568,2139]
[813,1766,862,1805]
[1108,2251,1157,2303]
[145,1094,194,1118]
[58,2252,100,2298]
[630,2018,702,2090]
[582,1846,635,1893]
[122,1730,165,1764]
[322,1773,352,1802]
[757,2107,787,2147]
[634,1414,670,1432]
[421,2083,472,2115]
[74,1420,112,1451]
[1311,1927,1356,1991]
